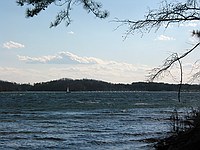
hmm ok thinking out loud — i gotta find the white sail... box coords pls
[66,87,70,93]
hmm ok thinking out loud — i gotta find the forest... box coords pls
[0,78,200,92]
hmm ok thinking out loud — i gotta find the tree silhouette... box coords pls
[116,0,200,36]
[17,0,109,27]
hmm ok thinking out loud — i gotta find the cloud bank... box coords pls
[3,41,25,49]
[0,63,196,84]
[1,51,196,84]
[16,51,150,83]
[18,51,127,65]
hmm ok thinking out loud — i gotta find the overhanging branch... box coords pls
[148,42,200,82]
[114,0,200,37]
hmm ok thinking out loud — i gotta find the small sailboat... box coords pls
[66,87,70,93]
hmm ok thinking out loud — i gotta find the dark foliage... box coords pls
[0,78,200,92]
[16,0,109,27]
[0,80,32,91]
[156,110,200,150]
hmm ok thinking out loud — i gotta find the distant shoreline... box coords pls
[0,90,200,94]
[0,78,200,92]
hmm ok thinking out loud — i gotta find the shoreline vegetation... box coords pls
[0,78,200,92]
[155,109,200,150]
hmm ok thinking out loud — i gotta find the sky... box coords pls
[1,0,200,84]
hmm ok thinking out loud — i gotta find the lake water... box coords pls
[0,91,200,150]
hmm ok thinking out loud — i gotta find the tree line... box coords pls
[0,78,200,92]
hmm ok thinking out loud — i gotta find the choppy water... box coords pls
[0,91,200,149]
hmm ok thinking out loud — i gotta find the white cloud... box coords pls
[0,63,149,84]
[0,51,197,84]
[18,51,112,64]
[68,31,74,35]
[58,51,104,64]
[3,51,198,84]
[16,51,152,83]
[0,62,197,84]
[155,35,175,41]
[3,41,25,49]
[0,63,195,84]
[18,51,150,72]
[18,55,61,64]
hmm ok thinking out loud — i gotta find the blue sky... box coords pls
[0,0,200,84]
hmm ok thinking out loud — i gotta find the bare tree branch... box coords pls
[148,42,200,82]
[188,60,200,83]
[115,0,200,38]
[148,42,200,102]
